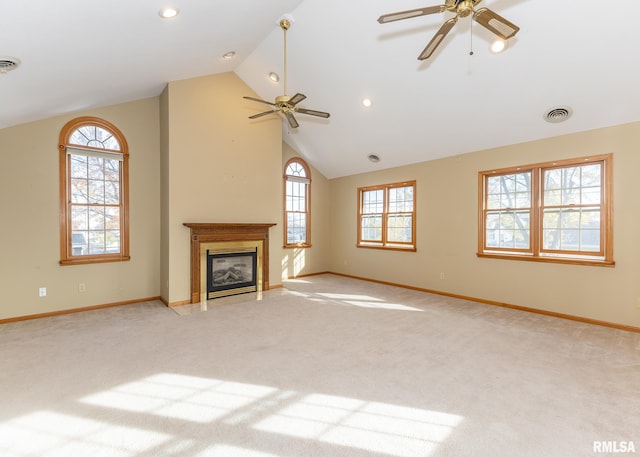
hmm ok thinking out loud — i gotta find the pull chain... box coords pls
[469,17,474,56]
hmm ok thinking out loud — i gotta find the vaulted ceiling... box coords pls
[3,0,640,178]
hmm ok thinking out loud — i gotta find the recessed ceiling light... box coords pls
[362,98,372,108]
[490,39,506,53]
[222,51,236,60]
[159,7,179,19]
[268,72,280,82]
[368,154,381,163]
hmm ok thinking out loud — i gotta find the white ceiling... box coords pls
[3,0,640,178]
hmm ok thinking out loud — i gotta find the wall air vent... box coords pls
[0,57,21,74]
[544,106,573,123]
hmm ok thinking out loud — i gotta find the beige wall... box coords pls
[329,121,640,328]
[3,69,638,329]
[161,72,284,304]
[281,142,331,278]
[0,71,332,319]
[0,98,161,320]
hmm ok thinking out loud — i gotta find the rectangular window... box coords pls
[358,181,416,250]
[68,148,123,256]
[478,154,613,266]
[285,175,310,246]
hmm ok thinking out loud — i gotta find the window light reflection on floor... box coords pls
[0,411,171,457]
[80,374,278,424]
[254,393,463,457]
[1,373,463,457]
[343,300,423,311]
[197,445,280,457]
[317,293,424,312]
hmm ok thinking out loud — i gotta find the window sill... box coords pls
[477,252,615,267]
[357,244,416,252]
[284,243,311,249]
[60,255,131,266]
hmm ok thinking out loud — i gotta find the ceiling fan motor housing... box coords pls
[275,95,292,106]
[447,0,482,16]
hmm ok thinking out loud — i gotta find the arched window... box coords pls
[59,117,130,265]
[284,158,311,248]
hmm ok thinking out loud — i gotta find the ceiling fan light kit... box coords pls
[490,39,506,53]
[378,0,520,61]
[243,16,330,129]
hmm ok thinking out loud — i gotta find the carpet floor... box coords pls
[1,273,639,457]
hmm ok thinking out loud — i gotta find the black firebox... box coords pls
[206,249,257,299]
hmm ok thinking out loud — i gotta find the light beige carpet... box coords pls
[1,273,639,457]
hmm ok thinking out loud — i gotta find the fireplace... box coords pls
[207,248,257,299]
[183,223,276,304]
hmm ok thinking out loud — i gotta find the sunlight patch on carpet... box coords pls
[196,445,280,457]
[253,393,463,457]
[80,373,278,423]
[0,411,171,456]
[317,292,424,311]
[2,373,462,457]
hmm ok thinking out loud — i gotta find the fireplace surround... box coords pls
[183,223,276,303]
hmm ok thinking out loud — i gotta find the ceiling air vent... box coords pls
[0,57,21,74]
[544,106,573,123]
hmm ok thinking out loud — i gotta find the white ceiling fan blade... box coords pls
[296,108,330,119]
[285,112,299,129]
[473,8,519,39]
[378,5,445,24]
[418,17,457,60]
[249,110,276,120]
[288,93,307,106]
[243,96,276,106]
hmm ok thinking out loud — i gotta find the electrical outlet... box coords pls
[79,283,86,292]
[439,272,445,280]
[38,287,46,297]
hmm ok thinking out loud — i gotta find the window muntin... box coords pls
[358,181,416,250]
[284,158,311,247]
[478,154,613,265]
[59,117,130,265]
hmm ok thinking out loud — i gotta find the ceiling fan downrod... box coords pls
[280,19,290,97]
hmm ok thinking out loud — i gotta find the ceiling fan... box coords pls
[378,0,520,60]
[243,18,330,129]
